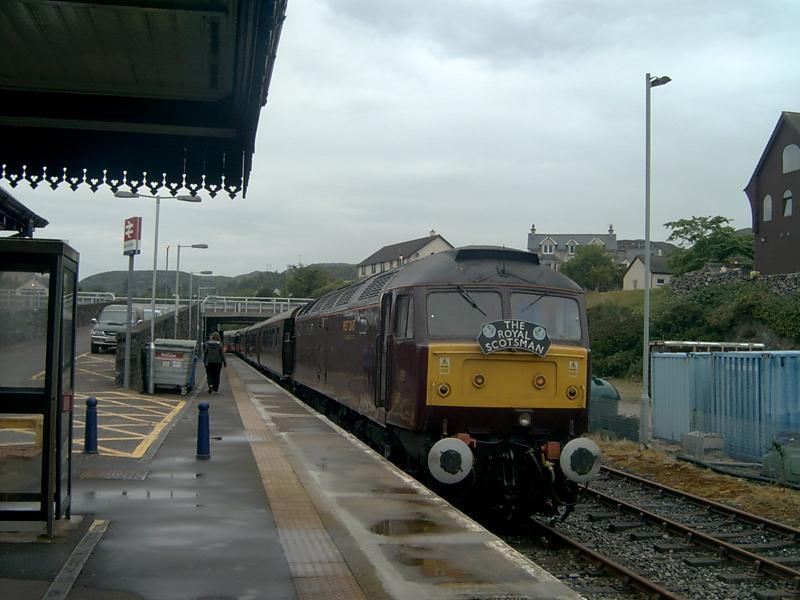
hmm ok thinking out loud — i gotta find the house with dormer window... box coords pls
[527,225,618,270]
[744,111,800,275]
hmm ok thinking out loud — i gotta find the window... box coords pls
[0,268,50,389]
[763,195,773,222]
[511,293,581,341]
[656,278,666,285]
[783,190,793,217]
[427,291,502,337]
[784,144,800,174]
[542,243,554,254]
[370,264,376,274]
[567,240,577,255]
[393,295,414,338]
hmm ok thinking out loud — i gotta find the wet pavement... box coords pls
[1,351,584,599]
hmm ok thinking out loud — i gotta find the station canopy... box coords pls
[0,0,287,198]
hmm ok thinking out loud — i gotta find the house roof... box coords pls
[0,0,287,198]
[744,111,800,200]
[359,235,453,266]
[0,186,48,237]
[528,232,618,252]
[617,239,678,255]
[625,255,673,276]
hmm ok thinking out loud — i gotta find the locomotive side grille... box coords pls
[334,284,359,306]
[358,271,396,301]
[318,290,343,311]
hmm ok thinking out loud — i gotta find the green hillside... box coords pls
[80,263,358,298]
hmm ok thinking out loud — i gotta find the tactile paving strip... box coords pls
[229,368,366,600]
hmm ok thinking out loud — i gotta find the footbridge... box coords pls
[201,296,313,332]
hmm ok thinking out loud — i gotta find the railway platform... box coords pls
[0,355,583,600]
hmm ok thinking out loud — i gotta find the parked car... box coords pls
[90,304,144,353]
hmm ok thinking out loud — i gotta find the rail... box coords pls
[591,466,800,582]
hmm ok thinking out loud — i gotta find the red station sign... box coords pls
[123,216,142,256]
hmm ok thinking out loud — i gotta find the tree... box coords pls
[664,216,754,275]
[560,245,624,291]
[286,266,331,298]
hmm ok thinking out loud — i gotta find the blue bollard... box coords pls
[84,396,98,454]
[196,402,210,460]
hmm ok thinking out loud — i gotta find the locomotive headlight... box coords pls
[566,385,579,400]
[533,374,546,389]
[472,374,485,388]
[437,383,452,398]
[517,412,532,427]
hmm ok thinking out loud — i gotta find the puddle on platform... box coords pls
[148,472,204,479]
[396,555,472,580]
[370,487,417,495]
[86,490,198,500]
[370,518,442,536]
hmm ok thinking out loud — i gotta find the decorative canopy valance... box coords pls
[0,0,287,198]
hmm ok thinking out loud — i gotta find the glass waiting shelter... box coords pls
[0,238,78,535]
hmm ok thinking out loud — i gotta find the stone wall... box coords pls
[114,306,194,390]
[671,266,800,296]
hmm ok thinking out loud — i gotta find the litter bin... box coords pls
[150,339,197,395]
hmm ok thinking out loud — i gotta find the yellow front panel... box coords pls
[427,342,588,409]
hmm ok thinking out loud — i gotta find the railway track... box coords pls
[510,465,800,600]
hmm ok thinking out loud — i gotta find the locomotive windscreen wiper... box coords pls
[519,294,544,314]
[456,285,487,316]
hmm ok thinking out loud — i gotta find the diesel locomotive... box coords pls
[226,246,601,519]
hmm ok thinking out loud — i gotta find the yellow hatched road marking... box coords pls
[130,400,184,458]
[72,391,185,458]
[77,367,115,380]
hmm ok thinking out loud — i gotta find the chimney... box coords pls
[530,224,536,234]
[429,229,437,237]
[608,224,614,236]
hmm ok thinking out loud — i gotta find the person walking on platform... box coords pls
[204,331,226,393]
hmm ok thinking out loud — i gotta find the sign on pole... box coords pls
[123,216,142,256]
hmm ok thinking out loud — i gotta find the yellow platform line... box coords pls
[228,366,366,600]
[129,400,185,458]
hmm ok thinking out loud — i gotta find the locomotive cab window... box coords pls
[511,293,581,341]
[427,290,502,337]
[393,294,414,339]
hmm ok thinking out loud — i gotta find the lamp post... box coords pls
[114,190,202,393]
[174,243,209,337]
[189,270,213,339]
[641,73,671,444]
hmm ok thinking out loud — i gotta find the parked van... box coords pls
[91,304,144,353]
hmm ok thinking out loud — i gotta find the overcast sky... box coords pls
[7,0,800,281]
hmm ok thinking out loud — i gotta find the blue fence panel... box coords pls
[763,352,800,445]
[652,353,692,442]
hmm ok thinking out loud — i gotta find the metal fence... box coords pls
[201,296,312,315]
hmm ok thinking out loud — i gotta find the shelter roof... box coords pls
[0,186,48,237]
[0,0,287,198]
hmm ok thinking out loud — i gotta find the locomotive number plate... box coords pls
[477,320,551,356]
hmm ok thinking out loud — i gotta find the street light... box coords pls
[174,243,209,337]
[114,190,201,393]
[641,73,671,444]
[189,270,213,338]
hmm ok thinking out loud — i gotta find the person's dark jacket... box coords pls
[204,340,226,366]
